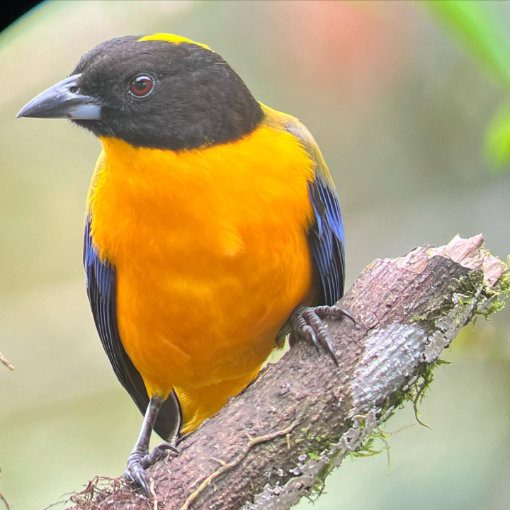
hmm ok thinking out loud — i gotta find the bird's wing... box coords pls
[84,216,181,440]
[263,105,345,305]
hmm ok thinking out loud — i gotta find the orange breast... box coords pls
[87,125,315,428]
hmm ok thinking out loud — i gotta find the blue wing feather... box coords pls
[307,176,345,304]
[84,216,181,440]
[282,119,345,305]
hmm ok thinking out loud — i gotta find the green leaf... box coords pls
[484,104,510,171]
[424,0,510,89]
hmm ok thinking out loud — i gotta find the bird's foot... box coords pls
[124,442,178,496]
[290,305,355,365]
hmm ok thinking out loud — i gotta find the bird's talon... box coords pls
[142,442,178,467]
[125,455,149,496]
[315,305,355,324]
[291,305,353,364]
[125,439,177,494]
[303,325,318,348]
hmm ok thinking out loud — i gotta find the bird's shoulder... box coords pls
[261,103,345,305]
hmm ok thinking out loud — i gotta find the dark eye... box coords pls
[129,75,155,98]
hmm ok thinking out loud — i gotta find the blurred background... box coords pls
[1,1,509,509]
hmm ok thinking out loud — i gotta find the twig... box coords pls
[0,352,13,371]
[180,419,299,510]
[0,490,10,510]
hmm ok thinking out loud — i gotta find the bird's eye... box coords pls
[129,75,155,98]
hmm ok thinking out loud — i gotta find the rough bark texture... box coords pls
[68,235,509,510]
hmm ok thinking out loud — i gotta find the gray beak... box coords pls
[17,74,102,120]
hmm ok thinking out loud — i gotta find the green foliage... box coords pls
[424,0,510,171]
[307,427,390,499]
[350,428,391,461]
[425,0,510,87]
[484,105,510,172]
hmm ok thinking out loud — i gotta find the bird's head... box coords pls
[17,33,262,150]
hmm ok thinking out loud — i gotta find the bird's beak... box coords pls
[17,74,102,120]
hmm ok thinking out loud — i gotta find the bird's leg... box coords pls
[289,305,355,365]
[124,396,177,495]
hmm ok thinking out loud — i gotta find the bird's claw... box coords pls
[143,442,177,467]
[124,442,178,496]
[125,451,149,495]
[290,305,355,365]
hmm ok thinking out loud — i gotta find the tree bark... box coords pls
[69,234,509,510]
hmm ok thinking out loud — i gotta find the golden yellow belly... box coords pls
[87,125,315,429]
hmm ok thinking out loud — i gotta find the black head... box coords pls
[18,34,263,150]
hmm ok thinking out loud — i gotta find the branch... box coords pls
[0,490,10,510]
[0,352,13,371]
[68,234,509,510]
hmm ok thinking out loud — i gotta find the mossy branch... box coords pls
[67,234,509,510]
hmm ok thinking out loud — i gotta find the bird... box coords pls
[17,33,350,494]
